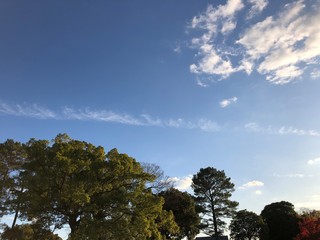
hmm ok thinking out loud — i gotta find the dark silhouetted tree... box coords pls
[230,209,265,240]
[159,188,201,239]
[261,201,299,240]
[192,167,238,237]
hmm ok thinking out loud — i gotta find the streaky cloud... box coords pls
[0,101,219,133]
[0,102,57,119]
[245,122,320,137]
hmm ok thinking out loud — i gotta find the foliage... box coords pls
[0,224,62,240]
[295,210,320,240]
[192,167,238,237]
[0,139,26,228]
[159,188,201,239]
[229,209,265,240]
[260,201,299,240]
[0,134,176,239]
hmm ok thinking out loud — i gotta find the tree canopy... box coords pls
[0,134,178,239]
[261,201,299,240]
[229,209,265,240]
[192,167,238,237]
[159,188,201,239]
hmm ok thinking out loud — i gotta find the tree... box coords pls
[260,201,299,240]
[192,167,238,237]
[159,188,201,239]
[142,162,174,194]
[295,210,320,240]
[229,209,265,240]
[17,134,170,239]
[1,224,62,240]
[0,140,26,228]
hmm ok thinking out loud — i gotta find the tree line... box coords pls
[0,134,319,240]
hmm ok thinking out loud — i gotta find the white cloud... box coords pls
[170,176,193,191]
[247,0,268,19]
[190,0,244,78]
[0,101,219,133]
[62,107,143,126]
[307,157,320,165]
[220,97,238,108]
[273,173,305,178]
[189,0,320,85]
[245,122,320,137]
[311,69,320,78]
[255,190,262,195]
[196,77,209,87]
[0,102,57,119]
[239,180,264,189]
[238,0,320,84]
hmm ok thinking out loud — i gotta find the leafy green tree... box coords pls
[261,201,299,240]
[192,167,238,237]
[18,134,170,239]
[1,224,62,240]
[0,140,26,228]
[229,209,265,240]
[159,188,200,239]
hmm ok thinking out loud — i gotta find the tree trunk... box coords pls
[211,201,218,237]
[11,203,19,228]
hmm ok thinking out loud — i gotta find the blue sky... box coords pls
[1,0,320,235]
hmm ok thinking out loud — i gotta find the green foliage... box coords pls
[229,209,265,240]
[261,201,299,240]
[1,224,62,240]
[0,140,26,216]
[0,134,174,239]
[159,188,200,239]
[192,167,238,237]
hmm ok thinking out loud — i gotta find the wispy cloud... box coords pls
[273,173,306,178]
[245,122,320,137]
[0,102,57,119]
[307,157,320,165]
[189,0,320,85]
[0,101,219,132]
[239,180,264,189]
[219,97,238,108]
[170,175,193,191]
[247,0,268,19]
[295,194,320,209]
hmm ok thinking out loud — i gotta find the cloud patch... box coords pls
[239,180,264,189]
[307,157,320,165]
[219,97,238,108]
[170,176,193,191]
[189,0,320,85]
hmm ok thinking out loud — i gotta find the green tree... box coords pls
[1,224,62,240]
[0,140,26,228]
[261,201,299,240]
[229,209,265,240]
[192,167,238,237]
[159,188,200,240]
[17,134,170,239]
